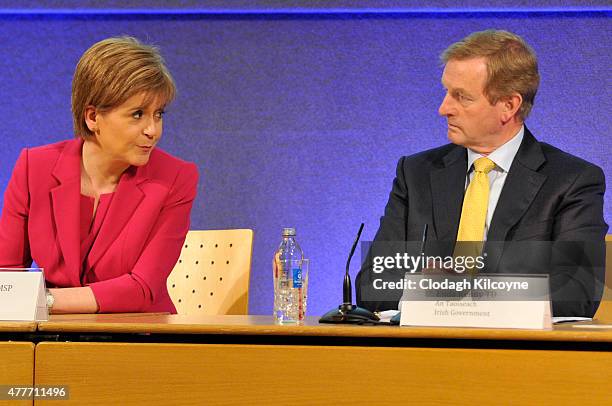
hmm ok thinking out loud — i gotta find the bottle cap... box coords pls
[282,227,296,236]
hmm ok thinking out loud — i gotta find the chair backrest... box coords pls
[594,234,612,322]
[167,229,254,315]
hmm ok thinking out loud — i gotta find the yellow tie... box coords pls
[456,157,496,242]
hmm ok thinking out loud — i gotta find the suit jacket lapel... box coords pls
[50,139,83,286]
[430,146,467,242]
[86,165,146,269]
[485,128,547,271]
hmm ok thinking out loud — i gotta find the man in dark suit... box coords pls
[356,30,607,317]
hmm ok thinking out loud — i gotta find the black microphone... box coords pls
[390,223,428,325]
[418,223,428,271]
[319,223,379,324]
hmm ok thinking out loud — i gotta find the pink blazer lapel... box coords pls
[50,138,148,281]
[86,165,146,269]
[50,139,83,285]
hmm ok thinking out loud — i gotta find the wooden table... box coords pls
[32,315,612,405]
[0,322,36,406]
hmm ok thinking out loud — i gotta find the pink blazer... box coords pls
[0,139,198,313]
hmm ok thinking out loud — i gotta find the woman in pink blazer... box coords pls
[0,37,198,314]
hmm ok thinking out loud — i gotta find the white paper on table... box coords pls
[552,317,592,324]
[377,310,400,323]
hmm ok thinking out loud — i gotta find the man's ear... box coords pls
[500,93,523,123]
[84,106,99,133]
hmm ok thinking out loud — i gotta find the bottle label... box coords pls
[279,266,289,289]
[292,267,303,288]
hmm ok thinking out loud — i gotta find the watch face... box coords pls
[46,292,54,308]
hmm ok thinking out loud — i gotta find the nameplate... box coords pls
[0,269,48,321]
[399,274,552,329]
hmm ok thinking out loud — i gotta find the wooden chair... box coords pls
[167,229,254,315]
[594,234,612,322]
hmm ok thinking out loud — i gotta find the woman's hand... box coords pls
[48,287,100,314]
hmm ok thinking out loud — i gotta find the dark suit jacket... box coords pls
[0,139,199,313]
[356,128,607,317]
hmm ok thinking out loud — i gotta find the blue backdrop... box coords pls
[0,2,610,315]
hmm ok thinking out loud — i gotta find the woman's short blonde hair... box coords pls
[72,36,176,138]
[441,30,539,121]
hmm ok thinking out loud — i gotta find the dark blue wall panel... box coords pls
[0,5,610,316]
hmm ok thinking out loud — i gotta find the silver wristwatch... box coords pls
[46,289,55,310]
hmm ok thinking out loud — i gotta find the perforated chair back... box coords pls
[167,229,253,315]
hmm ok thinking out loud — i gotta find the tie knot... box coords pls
[473,157,496,174]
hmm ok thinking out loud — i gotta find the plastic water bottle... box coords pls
[273,227,304,324]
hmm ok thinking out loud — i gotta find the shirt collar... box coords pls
[466,125,524,173]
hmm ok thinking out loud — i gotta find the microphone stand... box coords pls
[319,223,379,324]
